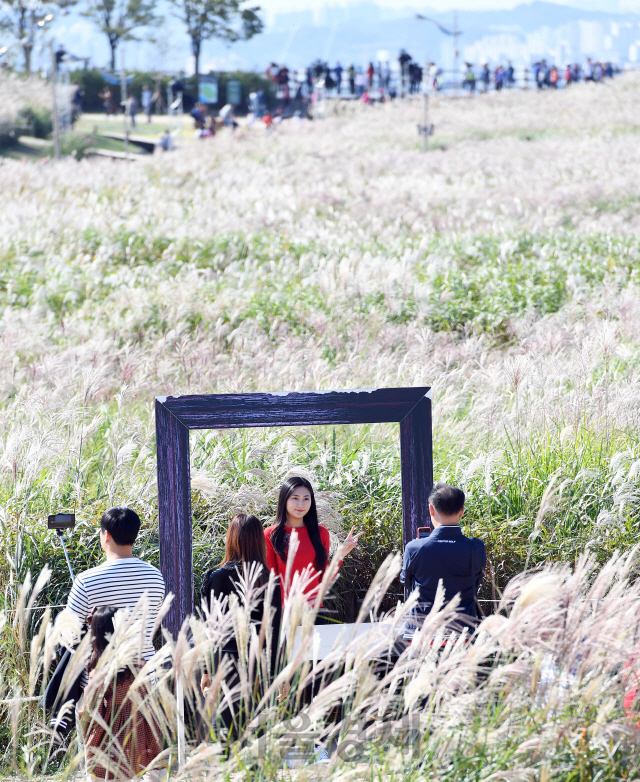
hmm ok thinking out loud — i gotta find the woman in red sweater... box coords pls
[264,475,362,611]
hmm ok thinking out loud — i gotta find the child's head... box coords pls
[88,606,117,671]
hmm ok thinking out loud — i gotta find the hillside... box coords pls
[1,78,639,595]
[1,72,640,781]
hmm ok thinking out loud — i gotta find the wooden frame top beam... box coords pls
[156,387,431,430]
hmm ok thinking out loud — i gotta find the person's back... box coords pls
[80,606,161,780]
[201,514,282,655]
[66,507,165,674]
[200,514,282,739]
[401,484,485,624]
[201,562,281,649]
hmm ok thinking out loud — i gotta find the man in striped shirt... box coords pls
[67,507,166,676]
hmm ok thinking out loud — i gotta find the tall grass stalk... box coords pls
[3,548,640,779]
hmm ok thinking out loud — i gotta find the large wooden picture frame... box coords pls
[156,387,433,636]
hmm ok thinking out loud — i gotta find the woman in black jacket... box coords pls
[200,513,281,738]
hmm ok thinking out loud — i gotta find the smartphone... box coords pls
[47,513,75,530]
[417,527,431,539]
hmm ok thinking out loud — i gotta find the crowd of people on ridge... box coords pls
[73,48,624,148]
[463,56,619,92]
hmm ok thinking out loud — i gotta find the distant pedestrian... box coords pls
[71,81,83,123]
[563,64,572,85]
[584,57,594,82]
[549,65,559,88]
[495,65,504,91]
[480,63,490,93]
[348,64,355,95]
[367,61,375,88]
[383,61,391,90]
[158,129,173,151]
[277,65,290,107]
[99,86,113,116]
[399,50,411,78]
[505,61,514,87]
[256,88,266,117]
[464,63,475,93]
[220,103,238,131]
[190,102,206,129]
[203,115,217,137]
[124,95,138,128]
[335,62,343,94]
[141,83,153,122]
[409,62,420,93]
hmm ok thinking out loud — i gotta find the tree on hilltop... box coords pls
[168,0,262,93]
[82,0,159,70]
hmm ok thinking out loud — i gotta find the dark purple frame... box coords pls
[156,387,433,636]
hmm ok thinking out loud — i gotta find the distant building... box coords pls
[579,20,604,56]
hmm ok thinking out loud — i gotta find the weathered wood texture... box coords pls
[155,387,433,634]
[400,395,434,542]
[159,388,428,429]
[156,400,193,638]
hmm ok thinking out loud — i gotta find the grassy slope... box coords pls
[0,78,638,613]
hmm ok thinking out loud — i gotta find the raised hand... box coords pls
[342,526,364,556]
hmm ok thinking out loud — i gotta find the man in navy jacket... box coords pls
[400,483,486,628]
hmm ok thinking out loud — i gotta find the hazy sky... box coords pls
[30,0,640,74]
[257,0,640,11]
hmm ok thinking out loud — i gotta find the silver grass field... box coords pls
[0,72,640,780]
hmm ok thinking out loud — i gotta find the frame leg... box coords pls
[400,394,434,548]
[156,401,193,637]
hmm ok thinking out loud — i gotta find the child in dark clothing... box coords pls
[80,606,162,780]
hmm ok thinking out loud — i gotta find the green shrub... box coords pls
[0,126,18,149]
[58,131,98,159]
[16,105,52,139]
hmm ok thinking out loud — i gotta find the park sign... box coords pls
[199,75,218,104]
[155,387,433,636]
[226,79,241,106]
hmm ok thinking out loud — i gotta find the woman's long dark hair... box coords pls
[270,476,327,572]
[220,513,269,587]
[88,606,118,673]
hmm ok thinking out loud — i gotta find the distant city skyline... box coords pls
[257,0,640,17]
[11,0,640,75]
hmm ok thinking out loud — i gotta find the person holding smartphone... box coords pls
[401,483,486,638]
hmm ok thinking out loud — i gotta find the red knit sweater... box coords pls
[264,524,333,603]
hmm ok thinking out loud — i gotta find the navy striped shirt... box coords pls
[66,557,165,664]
